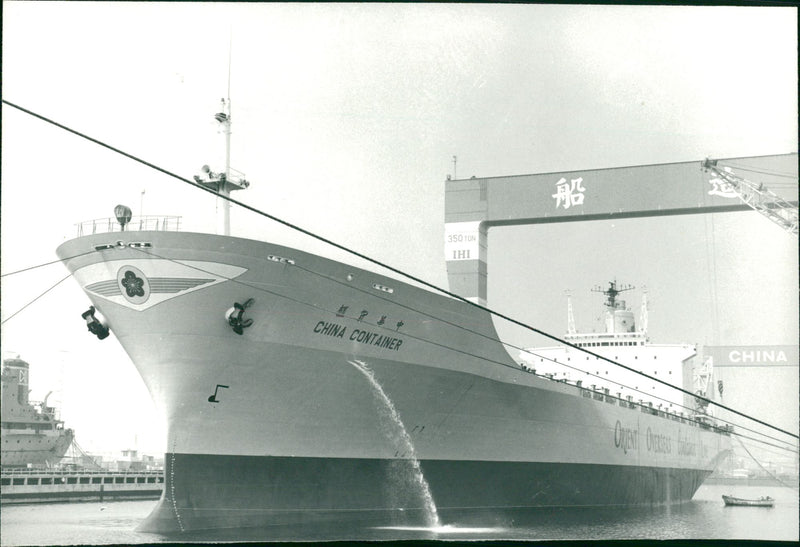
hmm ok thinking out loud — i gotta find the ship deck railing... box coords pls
[1,468,163,476]
[519,363,732,435]
[76,215,182,237]
[564,332,647,344]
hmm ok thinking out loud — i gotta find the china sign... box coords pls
[704,345,799,368]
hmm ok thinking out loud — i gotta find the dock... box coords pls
[1,468,163,504]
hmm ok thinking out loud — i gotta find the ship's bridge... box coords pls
[519,283,696,413]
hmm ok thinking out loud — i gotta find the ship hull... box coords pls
[1,430,74,468]
[57,231,732,533]
[143,453,711,532]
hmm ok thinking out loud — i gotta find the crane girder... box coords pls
[702,158,798,235]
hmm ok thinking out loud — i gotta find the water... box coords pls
[1,484,797,545]
[348,359,441,528]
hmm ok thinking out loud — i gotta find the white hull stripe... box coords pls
[87,277,215,296]
[74,259,247,311]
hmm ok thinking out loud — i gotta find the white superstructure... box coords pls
[520,282,695,414]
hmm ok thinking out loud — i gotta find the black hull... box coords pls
[139,453,711,533]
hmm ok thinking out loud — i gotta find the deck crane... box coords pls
[702,158,798,235]
[693,356,714,421]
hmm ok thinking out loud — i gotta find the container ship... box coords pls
[55,100,732,533]
[1,357,74,468]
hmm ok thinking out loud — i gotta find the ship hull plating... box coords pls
[141,453,711,532]
[57,232,732,533]
[1,430,74,468]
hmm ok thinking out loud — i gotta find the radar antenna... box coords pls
[591,280,634,310]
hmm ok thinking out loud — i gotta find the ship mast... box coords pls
[639,286,649,336]
[592,280,635,333]
[193,39,249,236]
[565,290,576,335]
[591,280,634,311]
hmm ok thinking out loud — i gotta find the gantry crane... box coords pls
[702,158,798,235]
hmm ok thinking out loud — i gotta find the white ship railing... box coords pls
[76,215,182,237]
[519,364,733,435]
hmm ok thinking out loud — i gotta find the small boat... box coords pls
[722,494,775,507]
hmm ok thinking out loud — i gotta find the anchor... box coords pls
[225,298,254,335]
[81,306,110,340]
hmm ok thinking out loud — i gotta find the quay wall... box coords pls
[1,469,163,504]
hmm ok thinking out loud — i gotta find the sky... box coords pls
[1,3,797,462]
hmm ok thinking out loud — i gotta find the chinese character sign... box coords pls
[707,177,738,199]
[552,177,586,210]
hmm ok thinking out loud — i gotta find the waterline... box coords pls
[374,525,506,535]
[348,359,441,528]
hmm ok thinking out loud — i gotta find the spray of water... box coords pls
[348,359,441,528]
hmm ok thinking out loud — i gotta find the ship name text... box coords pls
[313,321,347,338]
[313,321,404,351]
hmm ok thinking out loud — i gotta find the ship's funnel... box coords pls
[614,309,636,333]
[3,358,30,405]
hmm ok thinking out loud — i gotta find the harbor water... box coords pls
[1,483,797,545]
